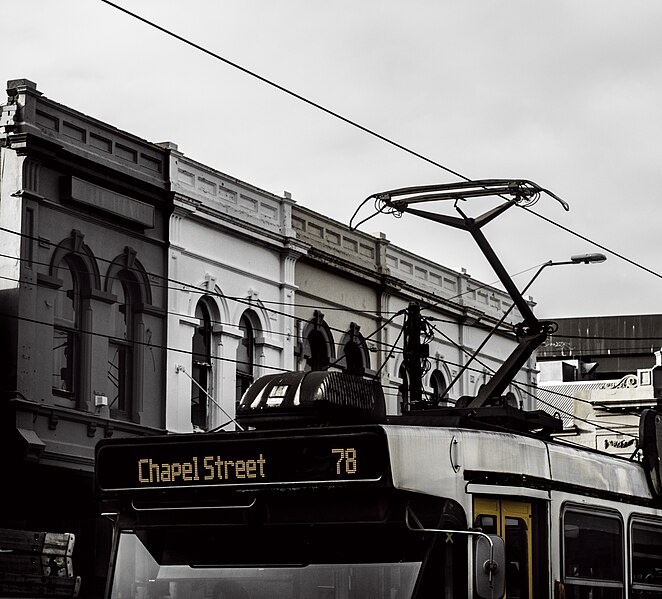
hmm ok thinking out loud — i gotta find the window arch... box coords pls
[105,248,150,421]
[236,310,257,405]
[430,369,448,406]
[301,310,336,371]
[192,298,214,430]
[338,322,371,376]
[508,385,523,409]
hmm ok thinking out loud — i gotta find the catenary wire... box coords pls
[16,2,661,447]
[94,2,662,294]
[97,0,467,182]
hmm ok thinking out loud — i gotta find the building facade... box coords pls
[537,315,662,453]
[291,204,534,415]
[0,78,541,597]
[164,146,307,433]
[0,79,171,596]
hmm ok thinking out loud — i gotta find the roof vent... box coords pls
[237,371,386,429]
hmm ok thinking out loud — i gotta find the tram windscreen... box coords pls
[110,529,422,599]
[110,529,421,599]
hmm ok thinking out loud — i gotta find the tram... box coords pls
[95,181,662,597]
[96,370,662,599]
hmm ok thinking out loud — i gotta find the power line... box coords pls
[523,206,662,283]
[96,0,661,296]
[94,2,662,317]
[13,1,659,449]
[4,229,654,421]
[0,224,523,336]
[98,0,467,182]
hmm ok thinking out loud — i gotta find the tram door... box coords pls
[473,498,533,599]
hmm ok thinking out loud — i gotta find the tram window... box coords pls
[474,515,497,534]
[563,509,623,598]
[505,517,529,599]
[631,520,662,598]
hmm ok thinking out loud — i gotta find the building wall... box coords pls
[0,78,547,597]
[538,314,662,378]
[0,79,171,597]
[164,147,306,432]
[291,204,534,414]
[538,315,662,451]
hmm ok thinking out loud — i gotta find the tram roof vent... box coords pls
[237,371,387,429]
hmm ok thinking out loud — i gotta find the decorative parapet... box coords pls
[384,245,522,324]
[292,204,524,323]
[1,79,167,190]
[167,146,294,237]
[587,368,659,410]
[292,205,385,278]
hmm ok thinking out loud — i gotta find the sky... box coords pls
[2,1,662,319]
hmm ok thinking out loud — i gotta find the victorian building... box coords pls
[163,146,306,434]
[0,79,171,596]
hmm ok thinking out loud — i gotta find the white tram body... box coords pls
[381,422,661,598]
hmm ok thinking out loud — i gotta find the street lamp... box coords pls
[521,252,607,296]
[571,253,607,264]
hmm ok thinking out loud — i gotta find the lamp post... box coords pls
[522,252,607,296]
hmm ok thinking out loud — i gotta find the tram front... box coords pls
[96,372,504,599]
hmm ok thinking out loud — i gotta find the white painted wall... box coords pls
[165,148,306,433]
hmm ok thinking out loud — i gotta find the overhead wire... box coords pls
[2,244,650,436]
[98,0,467,182]
[10,0,657,448]
[93,1,662,298]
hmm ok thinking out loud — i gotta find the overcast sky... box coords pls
[3,1,662,319]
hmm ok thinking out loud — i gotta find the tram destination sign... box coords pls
[96,429,387,492]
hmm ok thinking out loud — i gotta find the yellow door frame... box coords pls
[473,497,533,599]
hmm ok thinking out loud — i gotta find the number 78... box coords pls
[332,448,357,475]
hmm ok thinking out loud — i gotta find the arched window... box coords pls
[339,323,371,376]
[192,299,213,430]
[301,311,335,371]
[236,311,256,405]
[107,271,140,419]
[50,231,97,408]
[106,248,150,422]
[430,369,448,406]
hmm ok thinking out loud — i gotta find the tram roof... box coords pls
[380,424,652,503]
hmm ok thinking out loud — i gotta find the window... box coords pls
[301,311,335,372]
[49,231,98,409]
[430,369,448,406]
[563,508,623,598]
[236,312,256,405]
[108,273,137,418]
[631,520,662,597]
[339,323,370,376]
[52,258,80,397]
[307,329,330,370]
[105,248,152,423]
[191,300,213,430]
